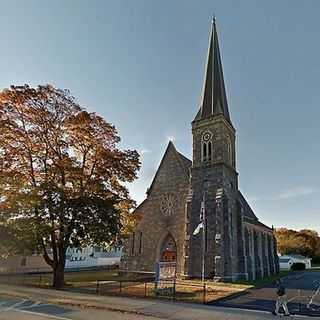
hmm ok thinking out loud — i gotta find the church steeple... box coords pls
[194,18,232,125]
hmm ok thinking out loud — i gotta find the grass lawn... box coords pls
[0,268,282,289]
[93,278,250,303]
[0,269,250,303]
[65,269,139,282]
[1,268,299,304]
[0,268,148,288]
[67,271,251,303]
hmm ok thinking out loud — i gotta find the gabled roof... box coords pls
[238,191,258,221]
[146,141,191,196]
[177,151,192,172]
[238,191,273,231]
[194,19,232,125]
[243,217,273,231]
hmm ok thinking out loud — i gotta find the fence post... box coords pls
[96,280,100,294]
[144,282,147,298]
[173,279,176,301]
[203,283,206,304]
[119,281,122,294]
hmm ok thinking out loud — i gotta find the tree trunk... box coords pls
[52,243,66,289]
[40,227,68,289]
[53,262,65,289]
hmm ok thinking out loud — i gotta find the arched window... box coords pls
[208,141,212,161]
[202,142,207,162]
[201,131,212,162]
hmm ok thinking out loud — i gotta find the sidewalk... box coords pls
[0,284,313,319]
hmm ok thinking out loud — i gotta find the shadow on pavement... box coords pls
[209,271,320,317]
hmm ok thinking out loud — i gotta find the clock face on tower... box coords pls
[202,131,212,142]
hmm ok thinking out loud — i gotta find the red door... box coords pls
[162,250,176,262]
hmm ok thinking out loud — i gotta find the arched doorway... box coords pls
[160,234,177,262]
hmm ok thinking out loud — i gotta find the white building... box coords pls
[279,255,312,270]
[65,246,122,270]
[0,246,123,273]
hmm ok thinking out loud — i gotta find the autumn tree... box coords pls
[275,228,320,259]
[0,85,140,288]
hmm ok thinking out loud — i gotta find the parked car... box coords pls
[279,255,312,270]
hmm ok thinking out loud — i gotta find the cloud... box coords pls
[272,186,318,200]
[139,148,152,155]
[245,186,318,203]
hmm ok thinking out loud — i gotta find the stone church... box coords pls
[121,20,279,281]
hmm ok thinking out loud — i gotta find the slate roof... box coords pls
[194,18,232,126]
[237,190,258,221]
[243,216,273,231]
[177,151,192,172]
[238,191,273,230]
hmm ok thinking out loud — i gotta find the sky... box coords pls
[0,0,320,232]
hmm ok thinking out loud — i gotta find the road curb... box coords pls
[0,287,155,318]
[0,284,317,319]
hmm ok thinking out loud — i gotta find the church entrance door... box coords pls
[160,234,177,262]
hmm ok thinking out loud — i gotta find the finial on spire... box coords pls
[212,14,216,25]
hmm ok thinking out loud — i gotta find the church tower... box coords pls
[121,18,278,283]
[192,18,235,171]
[185,19,244,280]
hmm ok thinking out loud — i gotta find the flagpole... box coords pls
[201,192,206,282]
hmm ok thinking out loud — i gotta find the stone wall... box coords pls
[120,143,189,276]
[244,223,279,280]
[121,118,280,282]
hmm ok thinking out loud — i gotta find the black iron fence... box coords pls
[2,269,320,316]
[94,279,218,304]
[0,264,117,275]
[0,271,52,287]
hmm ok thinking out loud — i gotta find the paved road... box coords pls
[213,271,320,316]
[1,281,320,319]
[0,296,163,320]
[0,293,304,320]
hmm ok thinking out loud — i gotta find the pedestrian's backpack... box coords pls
[277,285,285,296]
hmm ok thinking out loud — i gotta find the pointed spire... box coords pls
[194,18,232,125]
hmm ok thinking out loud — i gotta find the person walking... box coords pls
[273,279,290,316]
